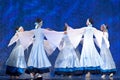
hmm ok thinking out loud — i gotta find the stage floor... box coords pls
[0,75,120,80]
[0,69,120,80]
[0,74,120,80]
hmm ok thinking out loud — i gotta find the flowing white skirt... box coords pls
[6,45,26,68]
[80,38,103,70]
[55,45,80,69]
[100,44,116,72]
[27,40,51,68]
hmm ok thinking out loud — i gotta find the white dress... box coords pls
[54,34,80,74]
[27,27,51,73]
[6,31,33,76]
[79,25,103,73]
[100,32,116,73]
[6,40,26,68]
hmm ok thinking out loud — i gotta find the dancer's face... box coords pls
[100,25,105,31]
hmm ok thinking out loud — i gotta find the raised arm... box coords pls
[67,27,85,48]
[8,33,19,47]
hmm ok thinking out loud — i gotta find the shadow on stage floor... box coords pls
[0,68,120,80]
[0,75,120,80]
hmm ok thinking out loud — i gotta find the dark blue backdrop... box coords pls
[0,0,120,75]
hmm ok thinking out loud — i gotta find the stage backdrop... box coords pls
[0,0,120,75]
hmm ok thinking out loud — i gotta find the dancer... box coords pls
[26,18,51,78]
[54,25,80,76]
[6,26,33,79]
[42,19,104,78]
[99,24,116,79]
[76,18,104,78]
[46,20,104,78]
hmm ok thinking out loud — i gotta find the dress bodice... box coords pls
[34,27,44,42]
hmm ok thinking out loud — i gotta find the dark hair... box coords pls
[15,26,19,31]
[64,26,67,31]
[36,18,42,23]
[88,18,93,24]
[104,24,108,30]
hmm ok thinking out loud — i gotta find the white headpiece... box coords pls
[35,21,43,29]
[16,26,23,32]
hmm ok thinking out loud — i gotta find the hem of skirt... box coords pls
[25,66,50,74]
[6,66,24,76]
[76,66,101,74]
[101,69,116,74]
[54,67,83,75]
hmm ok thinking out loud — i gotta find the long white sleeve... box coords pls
[44,40,56,55]
[93,28,103,48]
[8,33,19,47]
[18,30,34,50]
[67,27,85,48]
[43,29,64,48]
